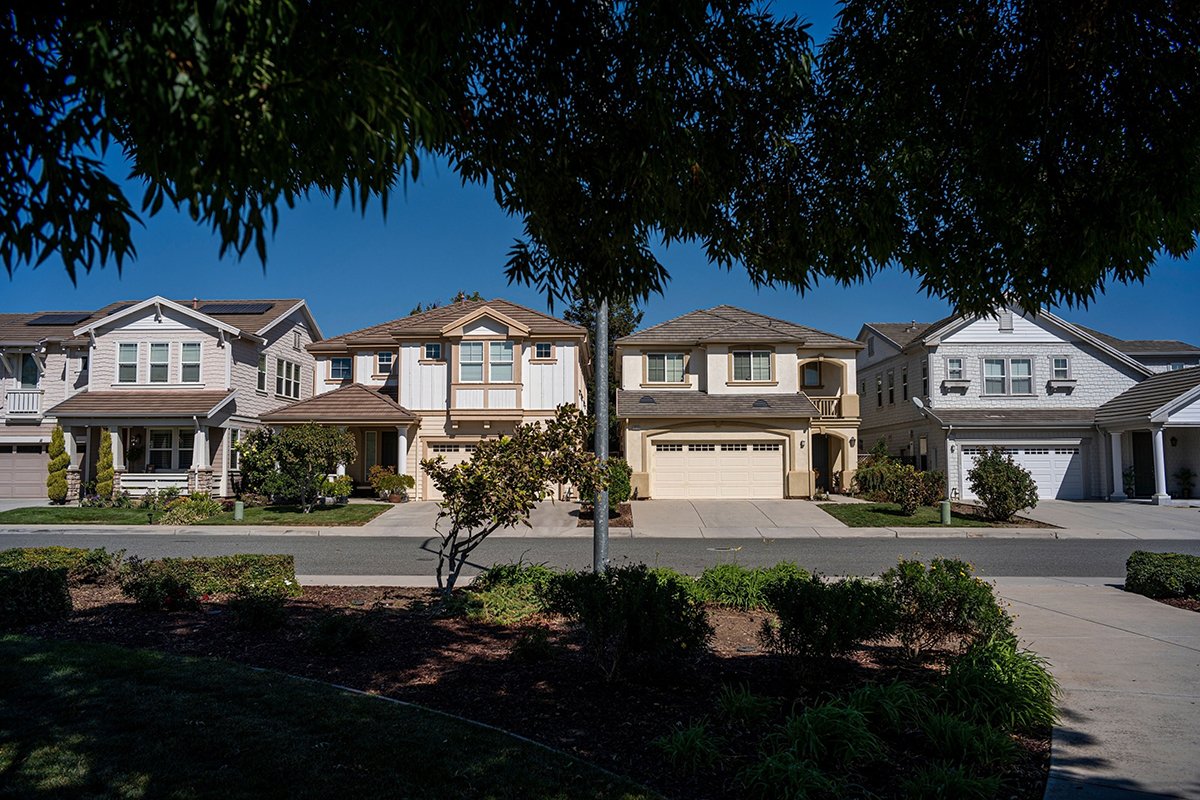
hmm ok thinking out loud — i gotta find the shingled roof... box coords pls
[311,299,585,351]
[260,383,416,424]
[1096,366,1200,427]
[616,390,820,418]
[1072,324,1200,356]
[46,390,235,418]
[617,306,861,348]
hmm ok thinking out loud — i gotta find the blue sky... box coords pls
[2,2,1196,343]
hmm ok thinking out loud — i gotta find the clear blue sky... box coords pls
[2,2,1196,343]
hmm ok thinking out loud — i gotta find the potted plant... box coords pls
[1174,467,1196,500]
[319,475,353,505]
[379,473,415,502]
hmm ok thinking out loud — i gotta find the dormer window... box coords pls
[732,350,771,382]
[647,353,685,383]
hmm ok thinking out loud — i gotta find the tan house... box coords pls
[264,299,588,501]
[0,296,322,500]
[615,306,862,499]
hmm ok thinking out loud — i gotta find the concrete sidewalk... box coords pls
[996,578,1200,799]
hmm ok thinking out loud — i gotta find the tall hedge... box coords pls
[95,427,114,500]
[46,425,70,504]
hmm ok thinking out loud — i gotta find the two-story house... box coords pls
[857,307,1200,503]
[1,296,321,500]
[613,306,862,499]
[263,299,588,501]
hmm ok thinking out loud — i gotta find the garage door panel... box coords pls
[962,445,1084,501]
[424,443,476,501]
[0,444,49,499]
[652,441,783,499]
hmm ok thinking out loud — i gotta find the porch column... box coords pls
[192,423,212,494]
[109,428,125,495]
[335,426,347,477]
[1109,431,1127,501]
[1151,426,1171,505]
[397,426,408,476]
[65,426,81,502]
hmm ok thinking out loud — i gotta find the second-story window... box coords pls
[459,342,484,382]
[118,343,138,383]
[1052,357,1070,380]
[947,358,965,380]
[732,350,771,381]
[901,366,908,400]
[876,374,883,407]
[276,358,301,399]
[489,341,514,382]
[887,369,895,404]
[535,342,553,360]
[377,351,394,373]
[257,355,267,392]
[330,357,352,381]
[181,343,201,383]
[921,362,928,396]
[149,343,169,383]
[647,353,684,383]
[984,357,1033,395]
[424,343,442,361]
[802,362,821,388]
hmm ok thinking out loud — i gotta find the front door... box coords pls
[1131,431,1155,497]
[19,354,39,389]
[812,434,830,492]
[380,431,399,471]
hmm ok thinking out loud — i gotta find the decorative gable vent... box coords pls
[998,311,1014,331]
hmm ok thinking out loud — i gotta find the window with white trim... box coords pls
[647,352,685,383]
[229,429,241,471]
[887,369,895,404]
[732,350,771,381]
[534,342,553,359]
[489,341,514,382]
[424,343,442,361]
[376,351,394,372]
[1011,358,1032,394]
[149,343,169,383]
[1051,356,1070,380]
[118,343,138,383]
[947,358,964,380]
[983,358,1006,395]
[901,366,908,400]
[921,362,928,395]
[984,357,1034,395]
[276,358,301,399]
[330,357,352,381]
[257,354,267,392]
[148,429,173,470]
[459,342,484,382]
[181,342,201,383]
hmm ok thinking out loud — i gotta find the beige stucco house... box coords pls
[614,306,862,499]
[264,299,588,501]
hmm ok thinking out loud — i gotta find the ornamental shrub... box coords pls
[119,558,201,611]
[228,579,290,630]
[881,558,1012,658]
[966,447,1038,521]
[738,751,839,800]
[0,547,123,584]
[0,567,72,627]
[119,554,299,607]
[545,563,713,679]
[652,720,723,775]
[158,492,224,525]
[606,457,633,504]
[1125,550,1200,599]
[46,425,70,504]
[95,427,114,500]
[696,561,808,610]
[940,634,1060,733]
[760,575,897,663]
[891,464,925,515]
[767,702,884,768]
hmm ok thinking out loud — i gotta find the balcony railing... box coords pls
[5,389,42,416]
[810,396,841,418]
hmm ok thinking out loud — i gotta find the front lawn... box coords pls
[0,502,390,527]
[0,635,652,800]
[819,502,994,527]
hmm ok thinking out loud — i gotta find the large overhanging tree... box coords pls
[3,1,1197,312]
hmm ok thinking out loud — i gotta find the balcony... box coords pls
[805,394,860,419]
[5,389,43,417]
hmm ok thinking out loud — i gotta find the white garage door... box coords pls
[423,443,477,501]
[0,443,49,499]
[961,445,1085,501]
[652,442,784,499]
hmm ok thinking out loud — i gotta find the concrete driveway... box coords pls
[629,499,847,538]
[1023,500,1200,537]
[0,499,49,513]
[367,500,581,536]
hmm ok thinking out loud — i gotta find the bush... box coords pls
[892,464,925,515]
[738,751,838,800]
[46,425,69,503]
[95,427,114,500]
[0,567,72,627]
[918,471,946,505]
[159,492,224,525]
[697,562,808,610]
[605,457,632,504]
[767,702,883,768]
[545,563,713,678]
[716,684,775,726]
[319,474,353,500]
[881,558,1012,658]
[119,558,201,611]
[118,554,299,610]
[919,712,1017,772]
[510,626,554,662]
[843,681,927,736]
[457,562,558,625]
[941,635,1059,733]
[139,487,181,514]
[310,613,374,654]
[760,575,897,663]
[1125,550,1200,599]
[648,566,705,604]
[967,447,1039,521]
[652,720,723,775]
[0,547,122,584]
[228,581,290,630]
[899,764,1001,800]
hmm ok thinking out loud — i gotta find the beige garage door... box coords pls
[423,442,477,501]
[651,442,784,499]
[0,443,49,499]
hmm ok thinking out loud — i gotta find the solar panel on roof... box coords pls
[27,313,91,326]
[199,302,273,314]
[106,304,134,315]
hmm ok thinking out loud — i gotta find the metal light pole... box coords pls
[592,297,609,572]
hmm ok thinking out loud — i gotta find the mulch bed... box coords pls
[949,502,1057,528]
[22,584,1050,800]
[576,502,634,527]
[1154,597,1200,613]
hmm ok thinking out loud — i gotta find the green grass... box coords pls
[0,635,655,800]
[818,503,994,528]
[0,503,390,527]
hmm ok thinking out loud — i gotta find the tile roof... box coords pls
[1072,324,1200,356]
[929,409,1098,428]
[169,299,307,336]
[260,383,416,424]
[1095,366,1200,426]
[862,320,939,349]
[46,390,234,418]
[312,299,585,350]
[617,306,861,348]
[616,389,820,418]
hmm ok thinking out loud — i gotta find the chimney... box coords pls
[192,298,199,309]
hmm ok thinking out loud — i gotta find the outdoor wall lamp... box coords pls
[950,444,956,454]
[799,440,805,449]
[849,437,856,448]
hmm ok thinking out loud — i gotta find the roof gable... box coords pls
[617,306,861,349]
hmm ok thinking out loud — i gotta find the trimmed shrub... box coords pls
[892,464,925,515]
[46,425,70,503]
[697,561,808,610]
[310,613,374,654]
[941,635,1059,733]
[738,751,838,800]
[900,764,1001,800]
[0,567,72,627]
[606,457,633,504]
[119,558,201,611]
[545,563,713,678]
[966,447,1039,521]
[119,554,299,611]
[768,702,884,768]
[760,575,897,663]
[881,558,1012,658]
[0,547,122,584]
[95,427,114,500]
[1125,550,1200,599]
[652,720,723,775]
[159,492,224,525]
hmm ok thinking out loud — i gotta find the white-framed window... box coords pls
[647,352,685,383]
[376,351,394,373]
[983,358,1006,395]
[887,369,895,404]
[534,342,553,360]
[1011,358,1033,394]
[946,357,964,380]
[1051,356,1071,380]
[330,357,352,381]
[424,343,442,361]
[901,365,908,400]
[118,343,138,383]
[983,357,1033,395]
[276,358,300,399]
[181,342,201,383]
[489,341,514,382]
[229,429,241,471]
[459,341,484,382]
[732,350,771,381]
[257,354,267,392]
[802,362,821,388]
[148,429,173,470]
[178,429,195,470]
[921,362,928,395]
[149,343,170,383]
[293,331,302,350]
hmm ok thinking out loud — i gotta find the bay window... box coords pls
[647,352,685,383]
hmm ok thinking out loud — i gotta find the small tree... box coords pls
[233,428,278,497]
[257,424,356,513]
[46,425,70,504]
[967,448,1039,522]
[95,427,114,500]
[422,405,604,596]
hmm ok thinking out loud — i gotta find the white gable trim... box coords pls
[1152,381,1200,424]
[256,300,324,342]
[73,296,263,343]
[440,305,531,337]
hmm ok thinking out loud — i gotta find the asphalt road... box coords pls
[3,532,1199,577]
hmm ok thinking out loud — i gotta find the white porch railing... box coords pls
[5,389,42,416]
[121,473,189,494]
[810,396,842,418]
